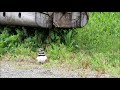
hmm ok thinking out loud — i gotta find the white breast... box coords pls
[36,56,47,63]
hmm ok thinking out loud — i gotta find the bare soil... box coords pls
[0,60,119,78]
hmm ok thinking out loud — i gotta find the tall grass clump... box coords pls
[73,12,120,75]
[75,12,120,53]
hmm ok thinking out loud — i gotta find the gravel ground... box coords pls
[0,60,63,78]
[0,60,119,78]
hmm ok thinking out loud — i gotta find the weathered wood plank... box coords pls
[35,12,52,28]
[53,12,89,28]
[0,12,38,26]
[53,12,73,27]
[0,12,89,28]
[0,12,52,28]
[80,12,89,27]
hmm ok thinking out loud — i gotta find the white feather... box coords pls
[36,55,47,63]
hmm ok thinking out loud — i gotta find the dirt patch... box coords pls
[0,60,119,78]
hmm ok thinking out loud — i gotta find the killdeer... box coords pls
[36,48,47,64]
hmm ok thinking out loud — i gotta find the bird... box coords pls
[36,48,47,64]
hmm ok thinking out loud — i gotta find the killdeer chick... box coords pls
[36,48,47,64]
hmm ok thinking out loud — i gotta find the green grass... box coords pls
[0,12,120,77]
